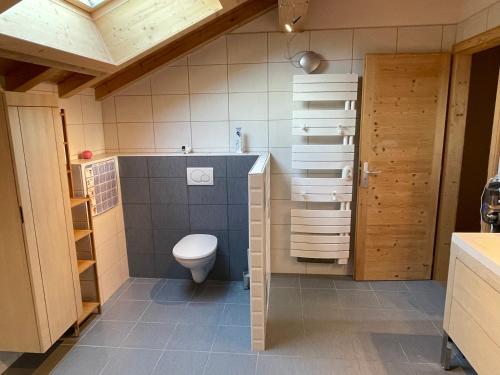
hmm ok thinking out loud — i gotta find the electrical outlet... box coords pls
[187,167,213,185]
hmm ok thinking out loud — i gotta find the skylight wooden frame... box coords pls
[65,0,112,13]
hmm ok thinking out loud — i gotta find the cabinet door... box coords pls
[15,107,78,345]
[355,54,451,280]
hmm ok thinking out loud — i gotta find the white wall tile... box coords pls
[268,32,310,62]
[269,92,293,120]
[117,123,155,149]
[351,59,365,76]
[191,121,229,150]
[188,36,227,65]
[150,66,189,95]
[315,59,352,74]
[116,78,151,96]
[61,96,82,125]
[67,124,85,158]
[81,95,103,124]
[397,25,443,53]
[189,65,228,93]
[487,2,500,30]
[269,147,292,174]
[84,124,105,152]
[271,199,305,224]
[154,122,191,150]
[229,121,268,150]
[459,9,488,41]
[310,29,353,60]
[152,95,190,122]
[103,123,118,150]
[227,33,268,64]
[270,173,306,200]
[441,25,457,52]
[229,92,268,120]
[102,97,116,123]
[353,27,397,58]
[269,119,306,147]
[190,93,229,121]
[228,63,268,92]
[168,56,187,66]
[270,224,290,249]
[271,248,306,273]
[232,8,280,33]
[115,96,153,122]
[268,62,303,91]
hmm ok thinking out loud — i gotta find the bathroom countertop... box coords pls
[452,232,500,276]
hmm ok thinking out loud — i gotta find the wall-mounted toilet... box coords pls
[173,234,217,283]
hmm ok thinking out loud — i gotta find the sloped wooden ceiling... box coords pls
[0,0,276,98]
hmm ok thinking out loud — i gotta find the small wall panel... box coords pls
[291,209,351,234]
[292,144,354,170]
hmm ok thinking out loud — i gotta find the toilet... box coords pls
[173,234,217,283]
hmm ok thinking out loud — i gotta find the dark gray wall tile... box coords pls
[154,253,191,279]
[208,255,230,280]
[228,205,248,231]
[189,205,227,230]
[118,157,148,177]
[126,228,154,253]
[121,178,150,203]
[150,178,188,203]
[227,177,248,204]
[123,204,151,229]
[128,253,155,277]
[153,229,190,254]
[188,178,227,204]
[227,155,258,177]
[187,156,226,177]
[148,156,186,177]
[195,230,229,256]
[229,230,248,280]
[151,204,189,229]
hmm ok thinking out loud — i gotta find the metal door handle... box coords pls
[360,161,381,188]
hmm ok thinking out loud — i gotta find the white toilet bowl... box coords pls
[173,234,217,283]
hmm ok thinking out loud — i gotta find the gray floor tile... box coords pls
[301,327,356,359]
[334,277,372,290]
[337,290,381,309]
[79,321,135,347]
[101,300,150,321]
[167,324,218,351]
[152,350,208,375]
[413,291,445,315]
[120,322,175,350]
[300,275,335,289]
[411,363,475,374]
[344,309,390,333]
[358,360,416,375]
[192,284,230,302]
[381,310,440,336]
[204,353,257,375]
[375,291,420,310]
[270,274,300,287]
[225,285,250,304]
[267,302,303,325]
[370,281,410,292]
[352,333,408,362]
[256,356,347,375]
[101,348,161,375]
[140,301,187,323]
[301,288,339,306]
[119,281,165,301]
[399,334,443,364]
[263,324,306,356]
[405,281,445,295]
[181,302,224,324]
[303,304,344,324]
[269,287,301,305]
[221,303,251,326]
[212,325,252,353]
[153,279,197,301]
[50,346,116,375]
[132,277,162,284]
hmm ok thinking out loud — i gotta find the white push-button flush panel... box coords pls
[187,168,214,185]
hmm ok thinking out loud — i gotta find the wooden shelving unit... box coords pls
[60,109,101,335]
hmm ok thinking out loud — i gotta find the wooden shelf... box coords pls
[77,260,96,274]
[78,301,100,324]
[70,197,89,208]
[74,229,92,242]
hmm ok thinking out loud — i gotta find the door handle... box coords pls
[360,161,381,187]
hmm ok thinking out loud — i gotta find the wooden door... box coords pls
[12,106,78,344]
[355,54,451,280]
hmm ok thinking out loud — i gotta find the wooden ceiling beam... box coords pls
[5,62,59,92]
[94,0,276,100]
[58,73,100,98]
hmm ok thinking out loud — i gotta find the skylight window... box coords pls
[77,0,108,7]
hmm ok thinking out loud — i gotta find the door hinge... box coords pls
[19,206,24,223]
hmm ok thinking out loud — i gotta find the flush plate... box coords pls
[187,167,214,185]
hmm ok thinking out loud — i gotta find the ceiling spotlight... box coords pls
[284,15,302,33]
[284,23,293,32]
[298,51,321,74]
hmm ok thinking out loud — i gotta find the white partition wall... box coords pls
[290,74,358,263]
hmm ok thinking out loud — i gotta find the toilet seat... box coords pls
[173,234,217,260]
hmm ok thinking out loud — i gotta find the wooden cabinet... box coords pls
[0,92,81,353]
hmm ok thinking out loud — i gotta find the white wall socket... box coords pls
[187,167,214,185]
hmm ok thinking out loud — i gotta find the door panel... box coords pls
[355,54,451,280]
[17,107,77,342]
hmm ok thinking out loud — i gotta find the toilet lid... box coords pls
[173,234,218,260]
